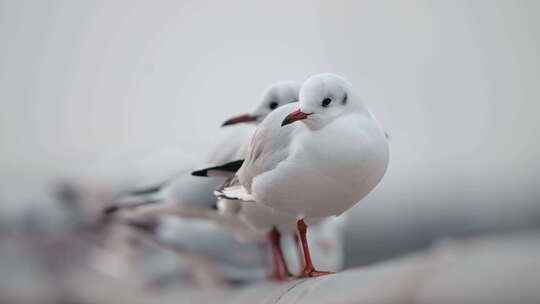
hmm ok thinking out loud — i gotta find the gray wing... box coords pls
[238,103,300,193]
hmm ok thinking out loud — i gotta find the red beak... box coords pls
[221,114,259,126]
[281,110,310,127]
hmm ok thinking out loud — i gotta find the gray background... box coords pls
[1,0,539,266]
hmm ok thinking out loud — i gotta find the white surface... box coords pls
[6,228,538,304]
[164,231,540,304]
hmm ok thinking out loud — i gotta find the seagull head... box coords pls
[281,73,361,129]
[222,80,300,126]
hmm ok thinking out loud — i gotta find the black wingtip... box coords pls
[191,159,245,177]
[103,205,119,215]
[191,169,209,177]
[127,184,163,196]
[126,219,159,234]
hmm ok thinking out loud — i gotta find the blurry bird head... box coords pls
[222,80,300,126]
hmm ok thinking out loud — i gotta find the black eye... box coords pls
[269,101,279,110]
[321,98,332,107]
[342,93,348,105]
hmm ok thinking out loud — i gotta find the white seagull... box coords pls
[217,73,390,277]
[193,82,307,280]
[110,81,302,280]
[107,80,301,213]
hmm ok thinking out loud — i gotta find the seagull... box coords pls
[108,80,302,280]
[56,147,206,219]
[214,73,390,277]
[105,80,301,213]
[192,82,306,280]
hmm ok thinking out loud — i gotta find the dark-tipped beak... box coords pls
[281,110,310,127]
[221,114,259,126]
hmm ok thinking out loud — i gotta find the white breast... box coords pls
[251,113,389,218]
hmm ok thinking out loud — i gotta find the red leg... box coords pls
[293,234,305,275]
[296,219,334,278]
[268,227,290,281]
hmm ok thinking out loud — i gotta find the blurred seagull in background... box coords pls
[191,82,306,280]
[104,81,301,213]
[105,81,303,280]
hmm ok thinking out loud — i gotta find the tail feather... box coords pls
[214,175,254,201]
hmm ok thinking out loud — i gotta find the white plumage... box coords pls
[225,74,389,219]
[219,73,389,277]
